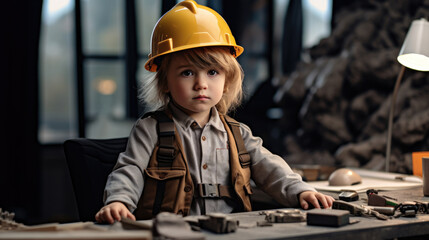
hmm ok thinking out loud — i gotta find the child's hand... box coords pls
[95,201,136,224]
[299,191,335,209]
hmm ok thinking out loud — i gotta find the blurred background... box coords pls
[2,0,429,225]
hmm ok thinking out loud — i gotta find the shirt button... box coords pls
[184,185,192,192]
[202,163,208,169]
[191,122,197,128]
[202,136,206,141]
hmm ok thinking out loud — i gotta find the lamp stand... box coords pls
[385,66,406,172]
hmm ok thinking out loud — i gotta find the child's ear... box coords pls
[223,83,229,93]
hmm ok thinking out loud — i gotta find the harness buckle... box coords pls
[198,183,220,198]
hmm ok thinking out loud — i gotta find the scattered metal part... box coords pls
[0,208,25,231]
[120,217,152,230]
[198,213,239,233]
[414,201,429,214]
[333,200,390,220]
[367,207,390,220]
[367,206,396,216]
[398,202,418,218]
[366,189,379,196]
[381,195,398,201]
[259,210,276,215]
[263,209,306,223]
[339,190,359,202]
[257,221,273,227]
[153,212,205,240]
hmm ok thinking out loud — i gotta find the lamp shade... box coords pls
[397,18,429,71]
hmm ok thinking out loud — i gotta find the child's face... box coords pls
[165,53,226,119]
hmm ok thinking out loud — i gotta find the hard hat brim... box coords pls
[144,44,244,72]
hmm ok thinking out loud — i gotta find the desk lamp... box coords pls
[385,18,429,172]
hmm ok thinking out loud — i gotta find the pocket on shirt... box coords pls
[145,168,185,180]
[141,168,186,213]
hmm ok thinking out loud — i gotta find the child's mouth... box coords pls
[193,95,209,100]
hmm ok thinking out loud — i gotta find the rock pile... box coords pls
[273,0,429,173]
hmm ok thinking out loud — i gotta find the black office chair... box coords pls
[63,137,128,221]
[64,136,283,221]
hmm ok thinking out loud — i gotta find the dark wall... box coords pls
[0,1,43,224]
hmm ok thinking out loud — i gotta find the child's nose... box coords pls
[194,75,208,90]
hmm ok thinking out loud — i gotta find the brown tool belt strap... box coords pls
[152,111,176,217]
[155,112,176,167]
[224,115,251,168]
[194,183,234,199]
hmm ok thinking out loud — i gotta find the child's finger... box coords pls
[111,209,122,222]
[118,209,132,221]
[104,210,115,224]
[95,212,101,222]
[316,195,328,208]
[125,211,136,221]
[322,195,335,208]
[300,199,309,209]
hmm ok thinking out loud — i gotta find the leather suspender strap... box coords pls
[153,111,176,167]
[151,111,176,216]
[223,115,251,168]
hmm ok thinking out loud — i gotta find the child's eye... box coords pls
[181,70,193,77]
[208,70,218,76]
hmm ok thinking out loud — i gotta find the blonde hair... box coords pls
[139,47,244,114]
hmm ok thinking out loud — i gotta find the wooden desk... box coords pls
[2,187,429,240]
[0,230,151,240]
[201,206,429,240]
[200,187,429,240]
[0,222,151,240]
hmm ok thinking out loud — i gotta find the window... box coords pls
[302,0,332,48]
[136,0,161,92]
[79,0,137,139]
[272,0,332,78]
[236,0,270,97]
[39,0,77,143]
[39,0,162,143]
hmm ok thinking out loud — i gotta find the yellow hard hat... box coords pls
[144,0,244,72]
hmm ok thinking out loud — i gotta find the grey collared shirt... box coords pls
[104,103,316,215]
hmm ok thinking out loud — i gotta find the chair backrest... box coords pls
[63,137,128,221]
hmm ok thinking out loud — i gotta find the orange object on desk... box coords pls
[412,151,429,177]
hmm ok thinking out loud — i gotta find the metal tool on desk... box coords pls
[120,217,151,230]
[365,189,429,218]
[261,209,306,223]
[0,208,101,231]
[414,200,429,214]
[395,201,419,218]
[339,190,359,202]
[152,212,205,239]
[366,189,399,208]
[366,206,396,216]
[198,213,239,233]
[0,208,20,231]
[332,200,390,220]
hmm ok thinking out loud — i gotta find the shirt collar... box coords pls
[168,102,226,132]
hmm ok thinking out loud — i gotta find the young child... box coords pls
[95,0,334,224]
